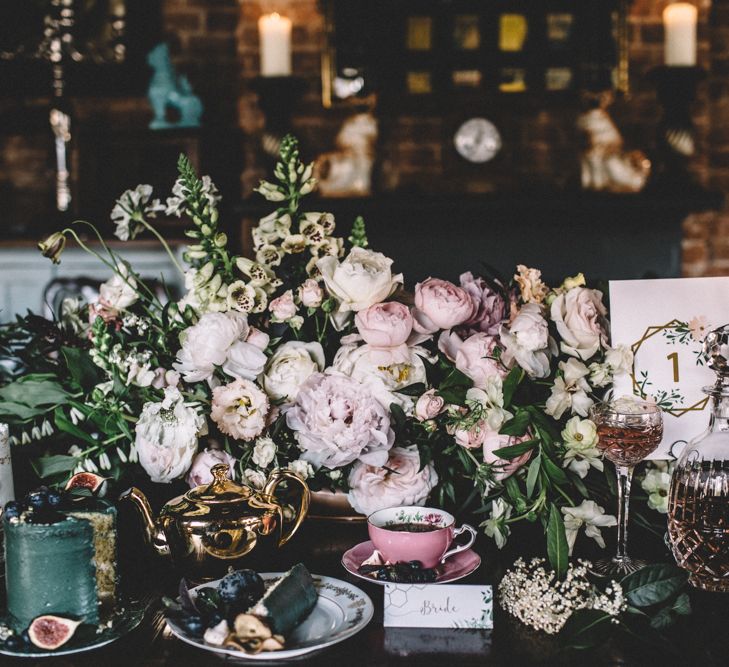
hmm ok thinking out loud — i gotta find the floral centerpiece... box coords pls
[0,136,663,572]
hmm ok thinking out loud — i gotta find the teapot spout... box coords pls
[119,487,170,558]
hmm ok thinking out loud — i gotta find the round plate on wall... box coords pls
[454,117,502,163]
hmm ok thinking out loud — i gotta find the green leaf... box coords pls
[0,379,69,408]
[0,401,46,421]
[649,607,675,630]
[526,454,541,497]
[397,383,426,397]
[61,346,101,390]
[547,504,568,579]
[621,564,688,607]
[435,388,466,406]
[389,403,407,432]
[500,410,530,436]
[560,608,613,650]
[542,454,569,485]
[671,592,691,616]
[493,438,538,459]
[568,471,590,499]
[440,368,472,390]
[501,367,523,408]
[31,454,77,479]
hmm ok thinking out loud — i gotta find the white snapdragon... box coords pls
[561,416,603,478]
[545,358,594,419]
[561,500,617,554]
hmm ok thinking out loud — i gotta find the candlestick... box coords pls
[663,3,697,66]
[0,424,15,508]
[259,13,292,77]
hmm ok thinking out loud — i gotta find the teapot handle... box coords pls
[262,468,311,547]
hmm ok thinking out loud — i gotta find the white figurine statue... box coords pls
[316,112,378,197]
[577,92,651,193]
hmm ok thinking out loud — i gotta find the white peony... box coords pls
[135,387,205,483]
[500,303,553,378]
[285,372,394,469]
[347,447,438,516]
[561,416,603,478]
[263,341,325,402]
[545,358,594,419]
[252,436,277,468]
[317,247,403,329]
[562,500,617,554]
[174,311,265,384]
[99,264,138,312]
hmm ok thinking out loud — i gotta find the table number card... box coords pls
[609,277,729,458]
[383,584,493,629]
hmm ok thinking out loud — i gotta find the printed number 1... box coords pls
[667,352,679,383]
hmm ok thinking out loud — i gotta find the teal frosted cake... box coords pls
[3,494,117,633]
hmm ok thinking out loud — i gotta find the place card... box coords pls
[609,277,729,458]
[383,584,493,629]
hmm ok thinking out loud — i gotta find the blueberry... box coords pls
[180,615,205,637]
[218,569,264,606]
[47,491,63,507]
[5,635,22,650]
[20,630,30,646]
[207,613,223,629]
[3,502,20,520]
[27,491,48,510]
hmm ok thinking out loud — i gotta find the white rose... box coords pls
[174,311,250,383]
[500,303,553,378]
[99,264,138,312]
[317,247,403,329]
[269,290,298,322]
[347,447,438,516]
[243,468,266,489]
[263,341,325,402]
[252,436,277,468]
[289,459,315,480]
[550,287,609,360]
[135,387,204,483]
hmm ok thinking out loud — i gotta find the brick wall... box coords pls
[0,0,727,278]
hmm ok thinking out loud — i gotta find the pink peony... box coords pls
[415,389,445,421]
[455,333,507,388]
[285,372,394,469]
[458,272,509,337]
[483,431,533,481]
[355,301,413,348]
[347,446,438,516]
[186,448,237,488]
[211,379,269,441]
[413,278,477,333]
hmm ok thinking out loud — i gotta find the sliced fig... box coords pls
[28,615,82,650]
[64,472,106,496]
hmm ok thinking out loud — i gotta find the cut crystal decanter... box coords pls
[667,325,729,592]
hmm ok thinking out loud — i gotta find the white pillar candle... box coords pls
[663,3,697,66]
[0,424,15,508]
[259,13,292,77]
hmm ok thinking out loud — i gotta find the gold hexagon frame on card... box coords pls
[629,319,709,417]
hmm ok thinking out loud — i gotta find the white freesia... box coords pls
[99,264,138,312]
[482,498,512,549]
[561,500,617,554]
[545,358,594,419]
[317,247,403,329]
[500,303,553,378]
[466,376,512,432]
[561,416,603,478]
[252,436,277,468]
[641,466,672,514]
[135,387,205,483]
[263,341,325,402]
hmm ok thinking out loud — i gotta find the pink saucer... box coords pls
[341,540,481,585]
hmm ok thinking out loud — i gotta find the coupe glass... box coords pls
[589,398,663,575]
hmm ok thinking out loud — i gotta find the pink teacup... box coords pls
[367,506,477,569]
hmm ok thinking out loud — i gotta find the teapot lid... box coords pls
[185,464,252,505]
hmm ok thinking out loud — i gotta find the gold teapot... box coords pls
[121,464,310,580]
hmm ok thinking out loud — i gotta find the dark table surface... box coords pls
[3,516,729,667]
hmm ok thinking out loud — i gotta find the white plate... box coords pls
[166,573,374,661]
